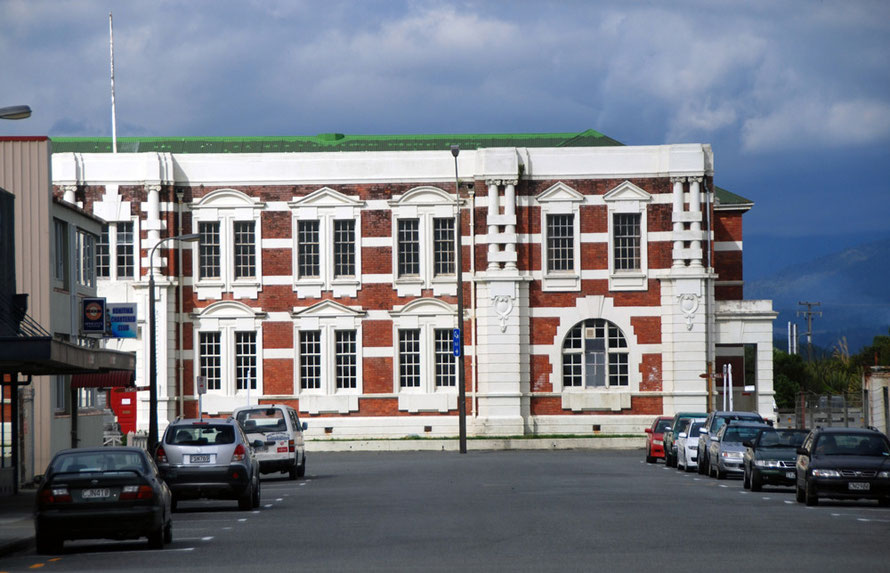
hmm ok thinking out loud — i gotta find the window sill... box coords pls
[542,272,580,292]
[608,272,647,291]
[561,391,631,412]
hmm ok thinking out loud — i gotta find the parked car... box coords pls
[155,418,261,511]
[742,428,809,491]
[677,418,707,472]
[644,416,672,463]
[708,421,770,479]
[34,447,172,554]
[795,427,890,506]
[233,404,307,479]
[664,411,707,467]
[696,410,765,475]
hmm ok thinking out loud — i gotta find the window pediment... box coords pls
[291,299,366,319]
[289,187,365,209]
[389,186,454,207]
[192,300,266,319]
[389,297,454,318]
[535,182,584,204]
[603,181,652,203]
[193,188,265,210]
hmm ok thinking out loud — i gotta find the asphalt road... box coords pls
[4,450,890,572]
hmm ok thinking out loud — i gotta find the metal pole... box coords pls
[148,264,158,450]
[452,145,467,454]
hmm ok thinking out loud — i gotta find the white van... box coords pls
[233,404,307,480]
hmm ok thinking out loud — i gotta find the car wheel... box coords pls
[238,482,254,511]
[804,480,819,506]
[147,522,165,549]
[297,454,306,478]
[163,518,173,544]
[795,481,805,503]
[750,470,763,492]
[645,448,656,463]
[288,458,299,480]
[698,455,707,475]
[252,476,261,509]
[715,463,725,480]
[35,529,62,555]
[170,496,178,513]
[743,470,751,489]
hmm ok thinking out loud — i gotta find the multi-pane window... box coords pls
[562,319,629,388]
[432,218,455,276]
[398,329,421,388]
[613,213,641,271]
[199,332,222,390]
[54,219,68,284]
[547,214,574,272]
[397,219,420,277]
[75,230,96,288]
[297,220,320,279]
[96,228,110,278]
[299,330,322,390]
[199,222,221,280]
[434,329,456,387]
[233,221,256,279]
[235,331,257,390]
[116,222,134,279]
[333,220,355,278]
[335,330,357,389]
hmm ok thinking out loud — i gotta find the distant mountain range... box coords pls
[745,237,890,354]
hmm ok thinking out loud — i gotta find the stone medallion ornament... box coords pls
[678,293,699,331]
[493,295,514,332]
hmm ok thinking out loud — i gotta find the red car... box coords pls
[645,416,672,463]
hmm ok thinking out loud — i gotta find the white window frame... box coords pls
[389,298,459,413]
[191,301,266,412]
[92,219,140,282]
[389,186,458,298]
[604,181,651,291]
[289,187,364,299]
[53,218,69,288]
[292,300,365,415]
[535,182,583,292]
[75,229,97,288]
[191,189,264,300]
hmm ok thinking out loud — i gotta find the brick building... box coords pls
[50,130,777,438]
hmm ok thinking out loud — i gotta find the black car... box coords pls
[742,428,809,491]
[34,447,173,554]
[795,427,890,506]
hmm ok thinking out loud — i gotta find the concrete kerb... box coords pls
[306,437,645,452]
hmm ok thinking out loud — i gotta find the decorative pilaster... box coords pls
[487,180,500,270]
[689,177,703,268]
[145,184,161,270]
[671,177,685,268]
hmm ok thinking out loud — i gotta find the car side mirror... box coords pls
[796,447,808,456]
[678,432,687,439]
[742,441,753,448]
[252,439,264,449]
[302,422,308,431]
[645,428,653,434]
[665,426,672,432]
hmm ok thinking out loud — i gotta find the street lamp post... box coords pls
[0,105,32,120]
[148,233,200,451]
[451,145,468,454]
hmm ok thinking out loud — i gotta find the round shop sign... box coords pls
[85,301,103,321]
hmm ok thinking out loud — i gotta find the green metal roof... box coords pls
[714,186,753,208]
[50,129,623,154]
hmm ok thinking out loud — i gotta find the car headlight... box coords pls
[811,469,841,478]
[653,440,663,445]
[877,471,890,479]
[721,451,743,460]
[754,460,781,468]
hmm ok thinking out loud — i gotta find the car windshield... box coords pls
[167,424,236,445]
[654,419,671,433]
[723,427,763,443]
[814,434,890,456]
[51,451,146,474]
[236,408,287,433]
[713,414,761,434]
[690,422,705,435]
[757,429,808,448]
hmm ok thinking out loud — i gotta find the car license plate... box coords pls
[786,472,796,479]
[82,488,111,499]
[849,482,870,491]
[190,454,211,464]
[277,446,288,453]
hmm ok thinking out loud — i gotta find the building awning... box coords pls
[71,370,135,389]
[0,337,136,376]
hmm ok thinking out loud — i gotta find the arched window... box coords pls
[562,319,629,388]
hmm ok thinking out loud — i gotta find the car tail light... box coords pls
[232,443,246,462]
[156,446,168,464]
[288,439,295,453]
[39,486,72,504]
[120,485,154,500]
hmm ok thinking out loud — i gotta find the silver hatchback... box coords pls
[156,418,261,511]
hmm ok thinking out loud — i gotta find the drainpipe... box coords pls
[176,189,185,417]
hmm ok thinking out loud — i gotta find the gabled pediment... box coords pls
[389,186,454,207]
[193,188,265,209]
[389,297,454,317]
[603,181,652,203]
[291,299,366,319]
[535,182,584,204]
[193,300,266,319]
[289,187,365,208]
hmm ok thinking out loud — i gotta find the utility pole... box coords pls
[797,301,821,362]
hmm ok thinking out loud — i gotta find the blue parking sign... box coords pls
[452,328,462,357]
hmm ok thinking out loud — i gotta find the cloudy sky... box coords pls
[2,0,889,276]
